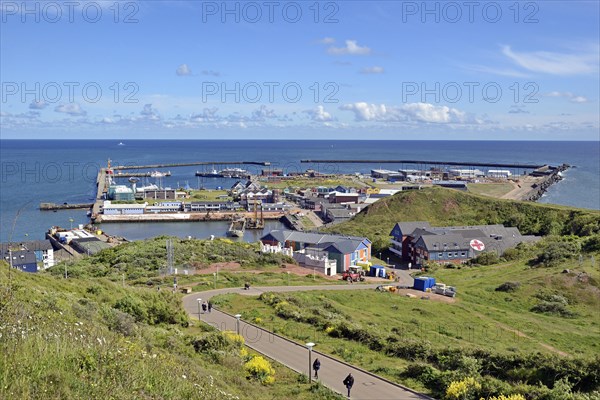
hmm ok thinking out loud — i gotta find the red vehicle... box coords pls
[342,266,366,282]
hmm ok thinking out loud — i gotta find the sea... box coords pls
[1,140,598,243]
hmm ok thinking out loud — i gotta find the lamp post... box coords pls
[306,342,315,383]
[69,218,74,230]
[197,298,202,320]
[287,271,290,286]
[213,272,217,289]
[235,314,242,335]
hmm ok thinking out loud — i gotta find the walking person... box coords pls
[207,301,213,313]
[343,372,354,398]
[202,302,207,313]
[312,358,321,379]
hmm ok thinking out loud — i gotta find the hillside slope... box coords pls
[325,187,600,251]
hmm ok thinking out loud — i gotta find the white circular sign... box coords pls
[470,239,485,251]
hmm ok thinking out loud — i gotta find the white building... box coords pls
[487,170,512,178]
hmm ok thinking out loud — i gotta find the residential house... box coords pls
[261,230,371,274]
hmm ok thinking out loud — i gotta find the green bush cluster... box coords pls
[49,237,294,281]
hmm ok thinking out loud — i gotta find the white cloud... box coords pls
[190,107,219,122]
[54,103,86,116]
[201,70,221,77]
[340,102,478,124]
[29,100,48,110]
[328,40,371,56]
[360,66,384,74]
[318,37,336,44]
[140,104,160,120]
[176,64,193,76]
[251,105,277,121]
[501,45,599,75]
[545,91,590,103]
[508,105,529,114]
[340,103,387,121]
[464,64,531,78]
[304,106,334,122]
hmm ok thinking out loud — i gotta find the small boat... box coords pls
[150,171,167,178]
[227,218,246,238]
[219,168,249,178]
[118,142,124,146]
[195,169,221,178]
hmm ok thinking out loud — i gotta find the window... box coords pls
[438,253,443,258]
[448,253,453,258]
[454,252,458,257]
[461,252,466,257]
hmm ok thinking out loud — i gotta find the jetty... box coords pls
[112,161,270,170]
[40,203,94,211]
[301,159,545,169]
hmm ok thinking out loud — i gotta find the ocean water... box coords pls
[1,140,598,242]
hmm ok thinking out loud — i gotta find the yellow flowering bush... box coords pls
[244,355,275,385]
[253,317,262,324]
[484,396,526,400]
[445,377,481,400]
[222,331,244,348]
[324,326,335,335]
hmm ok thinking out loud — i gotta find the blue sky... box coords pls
[1,0,599,139]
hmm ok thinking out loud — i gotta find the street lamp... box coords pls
[213,272,217,289]
[69,218,74,230]
[235,314,242,335]
[287,271,290,286]
[306,342,315,383]
[197,298,202,321]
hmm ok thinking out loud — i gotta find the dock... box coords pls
[112,161,271,170]
[40,203,94,211]
[113,171,172,178]
[301,159,545,169]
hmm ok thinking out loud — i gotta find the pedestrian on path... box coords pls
[343,373,354,398]
[313,358,321,379]
[207,301,213,313]
[202,302,207,313]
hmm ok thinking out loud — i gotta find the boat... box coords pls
[219,168,249,178]
[195,169,222,178]
[118,142,124,146]
[150,171,167,178]
[227,218,246,238]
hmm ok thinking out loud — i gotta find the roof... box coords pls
[2,249,37,266]
[261,230,370,254]
[391,221,431,237]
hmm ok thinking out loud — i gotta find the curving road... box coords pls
[182,273,432,400]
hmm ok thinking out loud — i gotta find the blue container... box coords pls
[427,277,436,288]
[413,277,427,291]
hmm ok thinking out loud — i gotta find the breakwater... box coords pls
[524,164,570,202]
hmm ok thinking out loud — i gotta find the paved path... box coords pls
[182,274,431,400]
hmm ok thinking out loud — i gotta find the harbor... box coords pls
[32,156,572,239]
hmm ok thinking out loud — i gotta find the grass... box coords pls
[259,177,361,190]
[0,265,344,400]
[189,190,233,201]
[212,254,600,397]
[468,182,514,198]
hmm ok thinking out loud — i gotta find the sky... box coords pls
[0,0,599,140]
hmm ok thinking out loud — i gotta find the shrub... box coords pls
[582,235,600,253]
[531,301,576,318]
[445,376,481,400]
[532,237,581,267]
[495,282,521,292]
[244,355,275,384]
[471,252,500,266]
